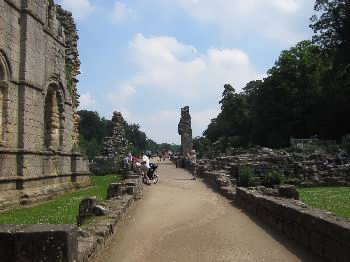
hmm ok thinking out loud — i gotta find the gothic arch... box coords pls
[0,50,11,81]
[44,82,65,151]
[0,51,10,145]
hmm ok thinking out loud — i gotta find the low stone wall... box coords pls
[77,195,135,262]
[177,159,350,262]
[0,225,78,262]
[236,187,350,262]
[175,157,236,200]
[0,172,143,262]
[0,173,91,212]
[77,173,143,261]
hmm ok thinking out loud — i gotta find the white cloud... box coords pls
[111,1,135,23]
[192,108,220,136]
[114,34,261,142]
[159,0,311,44]
[79,92,96,110]
[60,0,95,21]
[107,83,136,106]
[129,33,259,99]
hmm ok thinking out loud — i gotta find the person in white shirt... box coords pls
[141,152,151,183]
[142,152,150,169]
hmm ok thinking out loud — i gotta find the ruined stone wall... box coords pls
[102,111,129,158]
[236,187,350,262]
[0,0,90,211]
[188,147,350,187]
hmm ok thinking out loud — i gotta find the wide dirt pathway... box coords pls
[95,161,317,262]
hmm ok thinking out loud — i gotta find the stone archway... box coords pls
[44,84,65,151]
[0,55,9,145]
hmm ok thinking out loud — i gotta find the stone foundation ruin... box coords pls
[194,147,350,187]
[0,0,90,210]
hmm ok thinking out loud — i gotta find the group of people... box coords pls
[157,151,174,162]
[123,151,158,184]
[123,149,197,182]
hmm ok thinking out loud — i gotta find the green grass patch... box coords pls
[298,187,350,219]
[0,175,120,225]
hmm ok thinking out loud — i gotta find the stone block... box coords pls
[235,186,350,261]
[77,197,97,225]
[107,183,124,199]
[0,225,78,262]
[310,231,324,257]
[278,185,299,199]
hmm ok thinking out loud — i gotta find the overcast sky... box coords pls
[57,0,315,144]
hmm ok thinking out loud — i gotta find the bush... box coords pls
[238,167,255,187]
[263,170,285,187]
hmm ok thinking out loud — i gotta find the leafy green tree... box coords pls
[204,84,251,148]
[125,123,147,155]
[311,0,350,139]
[250,41,329,146]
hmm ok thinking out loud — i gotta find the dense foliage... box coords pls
[78,110,179,159]
[195,0,350,153]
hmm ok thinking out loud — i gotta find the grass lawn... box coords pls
[0,175,120,225]
[298,187,350,219]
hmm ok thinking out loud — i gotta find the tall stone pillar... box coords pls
[178,106,193,156]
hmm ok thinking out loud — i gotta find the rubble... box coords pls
[190,147,350,187]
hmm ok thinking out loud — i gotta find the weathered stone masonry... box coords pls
[178,106,192,157]
[0,0,90,210]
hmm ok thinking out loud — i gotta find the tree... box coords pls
[311,0,350,54]
[125,123,147,155]
[204,84,250,149]
[311,0,350,139]
[250,41,329,146]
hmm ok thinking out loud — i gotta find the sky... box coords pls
[57,0,315,144]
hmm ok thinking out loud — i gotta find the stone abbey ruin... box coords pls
[0,0,90,210]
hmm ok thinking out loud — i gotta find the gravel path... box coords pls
[95,161,317,262]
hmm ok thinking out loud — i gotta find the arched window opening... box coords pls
[0,63,6,144]
[45,85,64,151]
